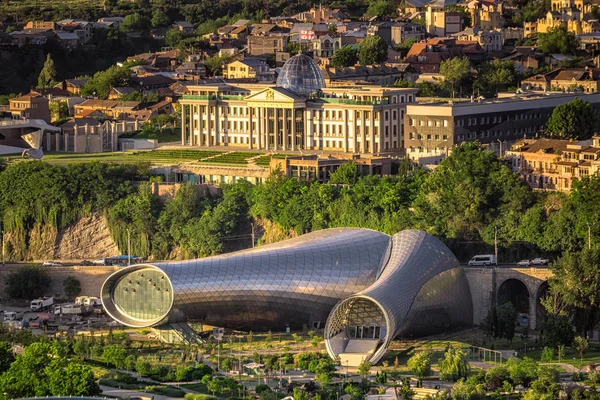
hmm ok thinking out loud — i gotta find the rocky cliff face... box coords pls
[4,213,119,261]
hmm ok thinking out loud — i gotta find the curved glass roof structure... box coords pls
[324,230,472,365]
[276,54,325,95]
[102,228,473,364]
[102,228,389,329]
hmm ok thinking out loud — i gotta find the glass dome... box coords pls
[276,54,325,95]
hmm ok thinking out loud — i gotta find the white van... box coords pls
[468,254,497,266]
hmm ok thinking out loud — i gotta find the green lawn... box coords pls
[120,128,182,143]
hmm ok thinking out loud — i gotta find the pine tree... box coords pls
[37,54,57,88]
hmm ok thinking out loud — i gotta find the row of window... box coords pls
[409,133,448,141]
[455,125,542,141]
[409,119,449,127]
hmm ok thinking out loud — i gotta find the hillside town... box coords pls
[4,0,600,399]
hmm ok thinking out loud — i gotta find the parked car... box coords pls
[80,260,93,266]
[42,261,63,267]
[531,257,550,265]
[517,259,532,266]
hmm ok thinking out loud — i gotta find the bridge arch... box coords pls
[497,278,531,314]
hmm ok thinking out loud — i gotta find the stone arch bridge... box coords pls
[465,267,553,329]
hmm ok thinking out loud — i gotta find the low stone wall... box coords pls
[0,265,117,300]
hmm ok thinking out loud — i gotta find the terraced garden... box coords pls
[130,149,225,161]
[254,154,295,167]
[198,152,265,165]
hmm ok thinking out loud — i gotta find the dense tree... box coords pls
[537,26,579,54]
[546,98,597,139]
[475,59,518,97]
[496,302,517,342]
[407,351,432,379]
[546,248,600,332]
[4,266,50,300]
[151,10,171,27]
[120,13,149,32]
[63,276,81,299]
[358,35,388,65]
[366,0,397,17]
[542,315,574,349]
[440,56,472,97]
[412,142,533,243]
[37,54,57,88]
[438,347,469,382]
[331,45,359,68]
[329,162,360,185]
[46,361,100,396]
[81,65,132,98]
[0,342,15,374]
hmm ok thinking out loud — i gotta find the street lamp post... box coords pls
[587,222,592,250]
[1,230,5,268]
[126,228,132,266]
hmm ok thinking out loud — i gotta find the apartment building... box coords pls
[506,136,600,191]
[404,93,600,165]
[9,93,51,123]
[425,6,464,37]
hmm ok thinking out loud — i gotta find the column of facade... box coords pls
[207,105,213,146]
[188,105,194,146]
[305,110,313,149]
[248,107,253,149]
[181,104,186,145]
[370,110,376,154]
[282,109,287,151]
[214,104,220,146]
[257,108,263,149]
[264,107,269,150]
[274,108,279,150]
[291,108,297,151]
[361,110,367,154]
[343,109,349,153]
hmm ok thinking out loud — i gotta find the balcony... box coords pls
[313,98,390,106]
[182,95,217,100]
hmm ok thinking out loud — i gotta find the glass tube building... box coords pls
[101,228,473,364]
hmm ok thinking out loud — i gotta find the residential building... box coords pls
[107,87,137,100]
[173,21,194,32]
[270,154,393,182]
[467,0,504,30]
[55,31,80,49]
[521,68,600,92]
[55,78,88,95]
[247,34,290,56]
[525,0,599,35]
[405,38,466,73]
[312,34,342,58]
[9,93,51,123]
[174,61,207,79]
[425,6,464,37]
[550,68,600,92]
[57,19,93,43]
[24,21,57,30]
[179,54,418,154]
[223,59,270,80]
[451,28,503,52]
[506,136,600,191]
[97,17,125,29]
[502,46,545,69]
[294,6,344,23]
[404,92,600,165]
[320,64,417,87]
[367,21,425,47]
[74,100,141,119]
